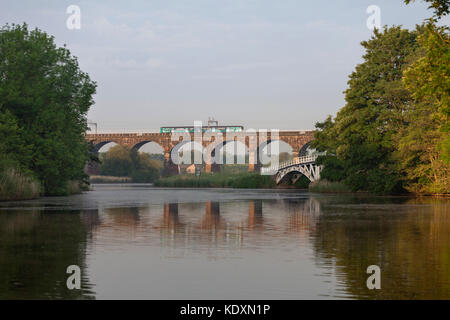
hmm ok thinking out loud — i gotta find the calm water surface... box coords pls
[0,184,449,299]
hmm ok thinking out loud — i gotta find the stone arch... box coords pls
[256,139,294,167]
[299,141,314,157]
[202,139,229,173]
[87,141,119,175]
[94,141,119,153]
[208,139,231,165]
[170,140,204,165]
[211,140,249,165]
[132,140,164,154]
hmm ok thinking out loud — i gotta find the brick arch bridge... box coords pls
[85,130,314,174]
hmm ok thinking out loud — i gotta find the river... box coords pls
[0,184,448,299]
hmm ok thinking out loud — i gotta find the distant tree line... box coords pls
[98,145,163,183]
[312,1,449,194]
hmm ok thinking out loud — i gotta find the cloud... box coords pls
[81,57,172,71]
[213,61,282,73]
[144,58,174,69]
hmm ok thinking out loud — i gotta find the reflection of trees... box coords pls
[0,210,94,299]
[312,197,450,299]
[12,196,442,300]
[81,209,101,233]
[108,207,140,226]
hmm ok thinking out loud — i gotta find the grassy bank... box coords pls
[308,179,352,193]
[155,173,276,189]
[0,168,41,201]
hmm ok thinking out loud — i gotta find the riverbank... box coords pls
[0,163,92,201]
[308,179,450,196]
[154,174,362,191]
[154,173,276,189]
[308,180,352,193]
[154,175,371,193]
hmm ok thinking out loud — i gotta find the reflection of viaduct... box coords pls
[82,200,321,232]
[85,131,314,173]
[158,199,321,233]
[163,201,264,231]
[160,200,321,238]
[81,199,322,249]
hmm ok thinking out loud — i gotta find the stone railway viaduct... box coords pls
[85,130,314,174]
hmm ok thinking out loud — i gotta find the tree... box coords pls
[0,110,32,172]
[130,153,160,183]
[404,0,450,18]
[396,23,450,193]
[0,23,97,195]
[312,27,421,193]
[99,145,162,182]
[99,145,134,177]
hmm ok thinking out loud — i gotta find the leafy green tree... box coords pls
[404,0,450,18]
[99,145,134,176]
[130,152,161,182]
[0,110,32,172]
[396,23,449,193]
[312,27,421,193]
[0,23,96,195]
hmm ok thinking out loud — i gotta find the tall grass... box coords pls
[219,164,249,175]
[155,172,275,189]
[89,175,132,183]
[308,179,352,193]
[0,168,41,201]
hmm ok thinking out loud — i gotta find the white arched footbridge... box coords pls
[261,155,323,184]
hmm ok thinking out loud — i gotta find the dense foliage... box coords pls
[98,145,162,183]
[397,23,450,193]
[313,26,422,193]
[312,2,449,194]
[0,23,96,195]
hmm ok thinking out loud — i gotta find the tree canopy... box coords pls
[312,1,450,194]
[0,23,97,195]
[397,24,450,193]
[312,26,422,193]
[404,0,450,18]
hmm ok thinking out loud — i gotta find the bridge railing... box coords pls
[261,155,318,175]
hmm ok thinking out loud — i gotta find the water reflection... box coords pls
[0,210,94,299]
[312,197,450,299]
[0,188,448,299]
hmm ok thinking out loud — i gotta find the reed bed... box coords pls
[0,168,41,201]
[155,173,275,189]
[89,175,132,183]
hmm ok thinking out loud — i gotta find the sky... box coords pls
[0,0,441,132]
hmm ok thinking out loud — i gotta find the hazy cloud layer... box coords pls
[1,0,434,132]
